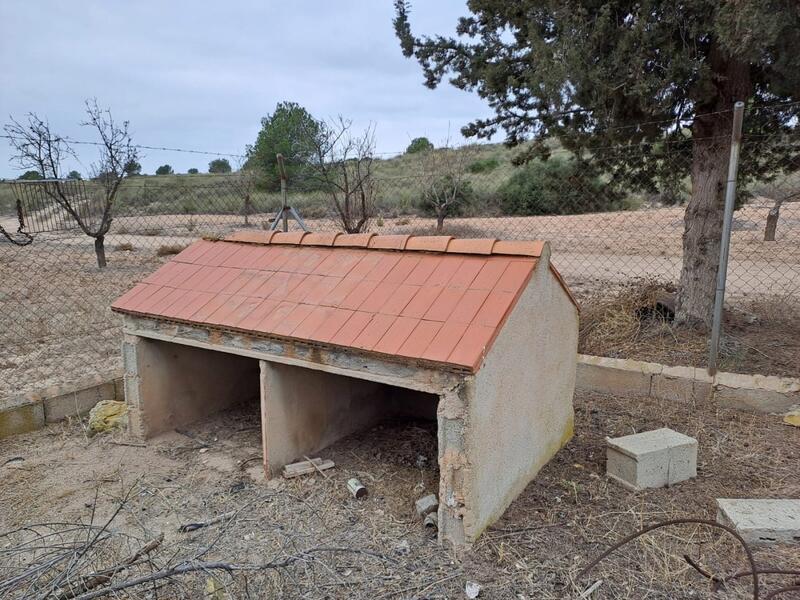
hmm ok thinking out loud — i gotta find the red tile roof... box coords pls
[112,233,574,372]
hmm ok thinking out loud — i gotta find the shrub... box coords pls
[155,164,174,175]
[467,157,499,173]
[156,244,187,256]
[208,158,232,173]
[187,168,199,175]
[406,137,433,154]
[498,158,623,216]
[114,242,134,251]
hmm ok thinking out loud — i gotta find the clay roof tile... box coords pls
[405,235,453,252]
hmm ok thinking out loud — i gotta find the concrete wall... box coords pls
[458,257,578,543]
[576,355,800,415]
[124,335,260,437]
[1,371,122,439]
[260,360,437,474]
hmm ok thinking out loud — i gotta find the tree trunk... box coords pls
[243,194,251,227]
[764,199,782,241]
[435,210,445,233]
[674,47,750,329]
[94,235,107,269]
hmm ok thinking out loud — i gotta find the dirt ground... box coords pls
[1,389,798,599]
[1,203,798,400]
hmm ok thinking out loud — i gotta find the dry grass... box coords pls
[155,243,187,257]
[578,280,800,377]
[114,242,135,252]
[1,390,797,599]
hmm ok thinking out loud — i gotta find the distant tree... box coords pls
[66,170,82,180]
[123,159,142,176]
[17,170,43,180]
[394,0,800,327]
[208,158,232,174]
[246,102,321,190]
[417,138,477,232]
[305,117,378,233]
[187,168,199,174]
[5,99,137,268]
[406,137,433,154]
[155,164,174,175]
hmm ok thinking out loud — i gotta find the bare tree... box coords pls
[4,100,136,268]
[306,117,377,233]
[417,138,477,233]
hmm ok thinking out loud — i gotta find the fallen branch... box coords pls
[179,511,236,533]
[53,534,163,599]
[577,518,759,599]
[71,547,396,600]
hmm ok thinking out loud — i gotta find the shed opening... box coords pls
[259,361,438,475]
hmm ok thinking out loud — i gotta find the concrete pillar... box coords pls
[436,387,469,548]
[124,334,260,437]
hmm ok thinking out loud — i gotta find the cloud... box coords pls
[0,0,494,177]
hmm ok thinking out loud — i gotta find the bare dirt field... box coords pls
[2,390,798,599]
[1,203,798,400]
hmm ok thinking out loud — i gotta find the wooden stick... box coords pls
[304,455,330,479]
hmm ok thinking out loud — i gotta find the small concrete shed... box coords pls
[111,231,579,547]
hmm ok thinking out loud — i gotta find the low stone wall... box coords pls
[3,356,796,439]
[0,370,123,439]
[576,355,800,415]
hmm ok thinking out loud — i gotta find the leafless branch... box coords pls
[417,134,478,232]
[305,117,378,233]
[4,100,136,267]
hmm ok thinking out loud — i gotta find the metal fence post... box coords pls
[708,101,745,375]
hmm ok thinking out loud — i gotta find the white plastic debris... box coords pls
[465,581,481,598]
[415,493,438,517]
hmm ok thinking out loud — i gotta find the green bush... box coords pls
[498,159,623,216]
[208,158,232,173]
[406,137,434,154]
[467,157,499,173]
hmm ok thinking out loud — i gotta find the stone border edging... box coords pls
[3,357,797,439]
[576,354,799,415]
[0,370,123,439]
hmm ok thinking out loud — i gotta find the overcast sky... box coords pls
[0,1,493,178]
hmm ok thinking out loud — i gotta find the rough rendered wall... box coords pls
[462,263,578,542]
[124,336,259,437]
[261,361,436,473]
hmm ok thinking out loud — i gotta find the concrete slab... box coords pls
[0,401,44,438]
[716,499,800,545]
[606,427,697,490]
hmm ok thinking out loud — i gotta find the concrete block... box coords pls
[0,401,44,439]
[415,494,438,517]
[715,385,798,415]
[576,357,654,397]
[606,427,697,490]
[43,381,116,422]
[716,499,800,545]
[651,365,714,403]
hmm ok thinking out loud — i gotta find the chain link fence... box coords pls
[1,107,798,399]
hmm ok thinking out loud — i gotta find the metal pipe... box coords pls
[277,153,288,232]
[708,101,745,375]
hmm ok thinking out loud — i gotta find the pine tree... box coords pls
[394,0,800,326]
